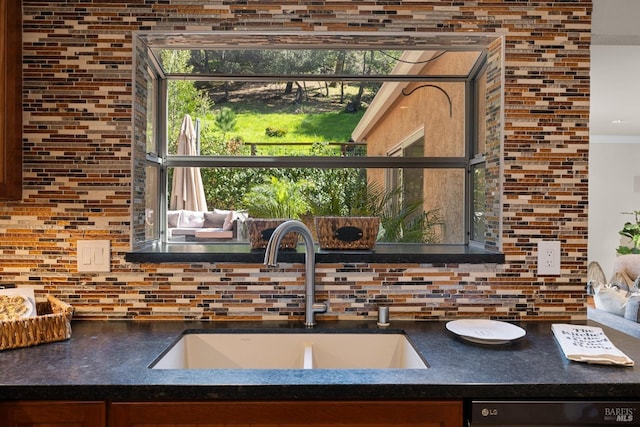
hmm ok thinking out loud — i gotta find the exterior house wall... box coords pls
[2,1,591,321]
[362,51,481,243]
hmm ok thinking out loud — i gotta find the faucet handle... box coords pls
[312,302,327,313]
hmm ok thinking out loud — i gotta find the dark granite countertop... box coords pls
[1,318,639,402]
[125,242,505,264]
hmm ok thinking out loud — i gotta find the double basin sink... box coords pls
[150,330,428,370]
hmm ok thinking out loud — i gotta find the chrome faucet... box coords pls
[264,220,327,327]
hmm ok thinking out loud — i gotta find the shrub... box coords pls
[265,127,287,137]
[242,176,313,220]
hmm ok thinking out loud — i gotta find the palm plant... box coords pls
[242,176,313,220]
[313,180,443,243]
[617,210,640,255]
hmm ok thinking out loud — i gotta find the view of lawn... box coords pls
[233,110,365,144]
[163,52,444,243]
[167,80,373,214]
[205,81,370,151]
[168,80,370,155]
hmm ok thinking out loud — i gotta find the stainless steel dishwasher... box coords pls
[468,401,640,426]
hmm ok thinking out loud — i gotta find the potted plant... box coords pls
[242,176,313,249]
[610,210,640,290]
[313,181,443,250]
[312,179,381,250]
[617,210,640,255]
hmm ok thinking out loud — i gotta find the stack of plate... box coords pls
[445,319,525,345]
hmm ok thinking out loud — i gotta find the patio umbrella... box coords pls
[169,114,208,212]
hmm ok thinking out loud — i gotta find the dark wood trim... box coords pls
[0,0,22,200]
[0,401,106,427]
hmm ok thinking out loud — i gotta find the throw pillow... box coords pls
[167,211,181,228]
[178,210,205,228]
[624,293,640,322]
[610,271,634,293]
[613,254,640,283]
[593,284,629,317]
[204,212,228,228]
[223,210,234,231]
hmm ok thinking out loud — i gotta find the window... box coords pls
[470,64,489,243]
[386,129,425,233]
[131,32,503,253]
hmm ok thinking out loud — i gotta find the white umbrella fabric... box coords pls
[169,114,208,212]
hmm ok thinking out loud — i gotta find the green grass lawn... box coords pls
[209,81,369,146]
[188,81,371,156]
[234,110,364,143]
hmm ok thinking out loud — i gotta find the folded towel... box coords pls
[551,324,634,366]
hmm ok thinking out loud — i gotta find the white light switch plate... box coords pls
[77,240,111,273]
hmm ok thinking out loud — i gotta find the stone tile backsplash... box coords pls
[1,0,591,321]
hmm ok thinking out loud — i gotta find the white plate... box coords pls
[0,296,34,320]
[0,288,37,318]
[14,297,34,318]
[446,319,525,345]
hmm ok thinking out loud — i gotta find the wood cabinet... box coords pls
[0,399,463,427]
[0,0,23,200]
[109,401,463,427]
[0,401,106,427]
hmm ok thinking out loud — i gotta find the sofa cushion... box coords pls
[169,228,198,237]
[178,210,205,228]
[204,212,229,228]
[195,228,234,239]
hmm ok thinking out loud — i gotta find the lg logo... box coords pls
[481,407,498,417]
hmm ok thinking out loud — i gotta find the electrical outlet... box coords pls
[537,240,561,275]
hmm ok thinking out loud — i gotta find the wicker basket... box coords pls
[0,295,73,351]
[246,218,298,250]
[315,216,380,250]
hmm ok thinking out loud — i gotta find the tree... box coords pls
[214,107,237,143]
[162,50,212,151]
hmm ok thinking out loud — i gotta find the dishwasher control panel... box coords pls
[470,401,640,425]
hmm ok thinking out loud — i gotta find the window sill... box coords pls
[125,243,504,265]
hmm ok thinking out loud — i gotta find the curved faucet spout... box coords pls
[264,220,327,327]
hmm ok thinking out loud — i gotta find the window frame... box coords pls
[159,78,471,246]
[466,60,489,247]
[130,31,503,259]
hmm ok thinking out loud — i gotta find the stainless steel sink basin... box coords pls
[150,331,428,370]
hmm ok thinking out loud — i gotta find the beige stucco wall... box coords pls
[362,52,482,243]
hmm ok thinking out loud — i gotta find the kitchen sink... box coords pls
[150,331,428,370]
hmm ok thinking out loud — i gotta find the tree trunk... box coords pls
[284,81,294,95]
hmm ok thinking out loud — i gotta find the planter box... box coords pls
[246,218,298,249]
[315,216,380,250]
